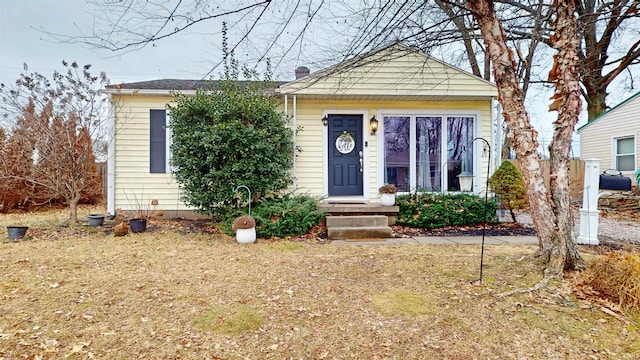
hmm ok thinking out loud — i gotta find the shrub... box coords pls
[395,193,498,229]
[577,253,640,314]
[252,195,324,238]
[222,195,324,238]
[489,160,528,221]
[169,51,294,217]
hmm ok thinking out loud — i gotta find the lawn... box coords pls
[1,208,639,359]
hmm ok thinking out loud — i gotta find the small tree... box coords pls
[0,61,109,221]
[169,54,294,217]
[489,160,528,222]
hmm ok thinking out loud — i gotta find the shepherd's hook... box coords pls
[234,185,252,216]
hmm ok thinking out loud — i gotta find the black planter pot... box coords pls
[87,214,105,227]
[129,218,147,233]
[7,226,28,240]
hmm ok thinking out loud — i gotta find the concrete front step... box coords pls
[325,215,393,240]
[319,203,399,225]
[327,226,393,240]
[326,215,389,228]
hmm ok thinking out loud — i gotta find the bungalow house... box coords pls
[104,44,498,217]
[577,90,640,182]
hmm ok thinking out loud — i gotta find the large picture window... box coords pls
[383,114,475,192]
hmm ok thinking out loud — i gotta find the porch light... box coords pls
[457,171,473,192]
[321,115,329,127]
[369,116,378,135]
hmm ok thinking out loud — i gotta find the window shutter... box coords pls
[150,109,166,173]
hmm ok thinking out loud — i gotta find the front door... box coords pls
[328,114,363,196]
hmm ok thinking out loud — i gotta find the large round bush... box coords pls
[169,80,294,216]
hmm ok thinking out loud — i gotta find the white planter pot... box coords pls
[236,227,257,244]
[380,193,396,206]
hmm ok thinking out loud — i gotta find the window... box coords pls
[615,137,635,172]
[383,116,410,191]
[383,114,475,192]
[150,109,170,173]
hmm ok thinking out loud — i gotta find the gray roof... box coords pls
[106,79,288,91]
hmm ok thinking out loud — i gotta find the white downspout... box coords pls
[493,97,503,172]
[292,94,297,194]
[107,94,116,216]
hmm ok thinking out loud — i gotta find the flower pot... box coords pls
[88,214,105,227]
[236,227,256,244]
[129,218,147,233]
[380,193,396,206]
[7,226,28,240]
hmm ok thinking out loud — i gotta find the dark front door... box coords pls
[328,114,363,196]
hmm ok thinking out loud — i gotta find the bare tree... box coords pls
[467,0,584,276]
[575,0,640,119]
[0,62,108,222]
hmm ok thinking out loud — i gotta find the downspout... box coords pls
[107,94,116,216]
[292,94,297,194]
[493,97,503,173]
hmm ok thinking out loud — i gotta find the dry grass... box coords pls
[1,207,639,359]
[577,253,640,314]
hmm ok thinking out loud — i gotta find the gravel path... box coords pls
[515,211,640,244]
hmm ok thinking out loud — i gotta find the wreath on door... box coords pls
[336,131,356,154]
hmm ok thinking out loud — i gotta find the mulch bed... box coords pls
[155,218,537,241]
[392,222,537,237]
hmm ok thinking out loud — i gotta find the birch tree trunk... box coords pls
[546,0,585,272]
[467,0,584,276]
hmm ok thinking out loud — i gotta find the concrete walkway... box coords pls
[332,235,538,246]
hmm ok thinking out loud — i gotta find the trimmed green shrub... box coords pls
[396,193,498,229]
[489,160,528,221]
[169,74,294,217]
[223,195,324,238]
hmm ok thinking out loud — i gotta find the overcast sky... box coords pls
[0,1,233,87]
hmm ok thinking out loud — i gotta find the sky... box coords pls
[2,0,637,156]
[0,1,231,87]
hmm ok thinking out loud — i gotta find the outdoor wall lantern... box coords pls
[369,116,379,135]
[321,115,329,127]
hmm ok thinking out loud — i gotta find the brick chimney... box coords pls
[295,66,310,79]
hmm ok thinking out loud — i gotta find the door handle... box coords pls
[359,151,363,172]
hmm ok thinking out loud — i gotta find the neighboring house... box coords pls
[104,43,498,216]
[577,90,640,181]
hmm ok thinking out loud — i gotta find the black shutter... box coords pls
[150,109,166,173]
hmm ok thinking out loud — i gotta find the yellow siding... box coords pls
[111,45,497,211]
[579,94,640,175]
[290,99,493,201]
[112,95,190,212]
[279,45,496,98]
[113,93,493,211]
